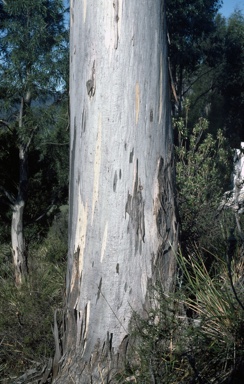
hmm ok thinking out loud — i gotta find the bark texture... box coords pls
[11,198,27,286]
[11,97,30,286]
[55,0,178,382]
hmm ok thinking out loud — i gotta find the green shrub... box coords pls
[123,248,244,383]
[175,109,232,253]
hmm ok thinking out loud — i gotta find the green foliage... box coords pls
[166,0,222,71]
[175,108,232,251]
[0,0,68,100]
[0,0,69,245]
[0,98,69,244]
[177,248,244,383]
[188,10,244,146]
[220,11,244,144]
[24,101,69,241]
[0,209,67,380]
[166,0,222,112]
[166,0,244,147]
[123,247,244,383]
[0,1,68,376]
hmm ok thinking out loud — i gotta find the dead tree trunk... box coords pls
[55,0,178,382]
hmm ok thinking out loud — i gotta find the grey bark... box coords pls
[55,0,178,382]
[11,197,27,286]
[11,97,30,286]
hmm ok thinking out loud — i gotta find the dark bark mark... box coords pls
[129,148,134,163]
[100,332,113,358]
[113,0,119,49]
[109,333,113,352]
[116,263,119,273]
[86,61,96,98]
[119,169,122,179]
[81,108,86,135]
[96,277,102,302]
[124,282,127,292]
[84,305,89,341]
[113,171,118,192]
[156,157,174,241]
[154,155,177,288]
[150,109,153,122]
[118,335,129,361]
[125,159,145,254]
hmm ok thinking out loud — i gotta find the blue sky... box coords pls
[220,0,244,18]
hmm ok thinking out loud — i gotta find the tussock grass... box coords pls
[123,247,244,383]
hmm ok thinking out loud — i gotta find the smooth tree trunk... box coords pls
[11,97,30,286]
[55,0,178,382]
[11,199,27,286]
[11,145,28,286]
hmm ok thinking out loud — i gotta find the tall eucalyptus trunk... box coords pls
[55,0,178,381]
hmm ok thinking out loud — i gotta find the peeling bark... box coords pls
[55,0,178,382]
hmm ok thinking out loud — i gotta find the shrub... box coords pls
[175,111,232,254]
[123,247,244,383]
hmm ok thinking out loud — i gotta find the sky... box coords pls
[220,0,244,18]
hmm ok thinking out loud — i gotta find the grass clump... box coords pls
[123,246,244,384]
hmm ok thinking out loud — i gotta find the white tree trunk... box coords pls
[56,0,178,381]
[11,98,31,286]
[11,137,28,286]
[11,199,27,286]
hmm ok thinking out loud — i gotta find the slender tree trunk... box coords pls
[11,196,27,286]
[11,97,29,286]
[55,0,178,382]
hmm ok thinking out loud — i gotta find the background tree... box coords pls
[218,10,244,145]
[0,0,68,285]
[186,10,244,147]
[54,0,177,382]
[167,2,244,148]
[166,0,222,114]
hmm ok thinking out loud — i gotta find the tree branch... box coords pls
[0,186,16,205]
[182,67,215,97]
[0,119,14,133]
[23,126,38,153]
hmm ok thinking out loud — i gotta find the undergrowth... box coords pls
[121,243,244,384]
[0,207,67,382]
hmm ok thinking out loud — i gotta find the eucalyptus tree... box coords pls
[166,0,222,114]
[0,0,68,286]
[54,0,177,382]
[220,10,244,145]
[181,10,244,146]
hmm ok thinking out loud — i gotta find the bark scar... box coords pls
[125,159,145,254]
[113,0,119,49]
[96,277,102,303]
[86,60,96,98]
